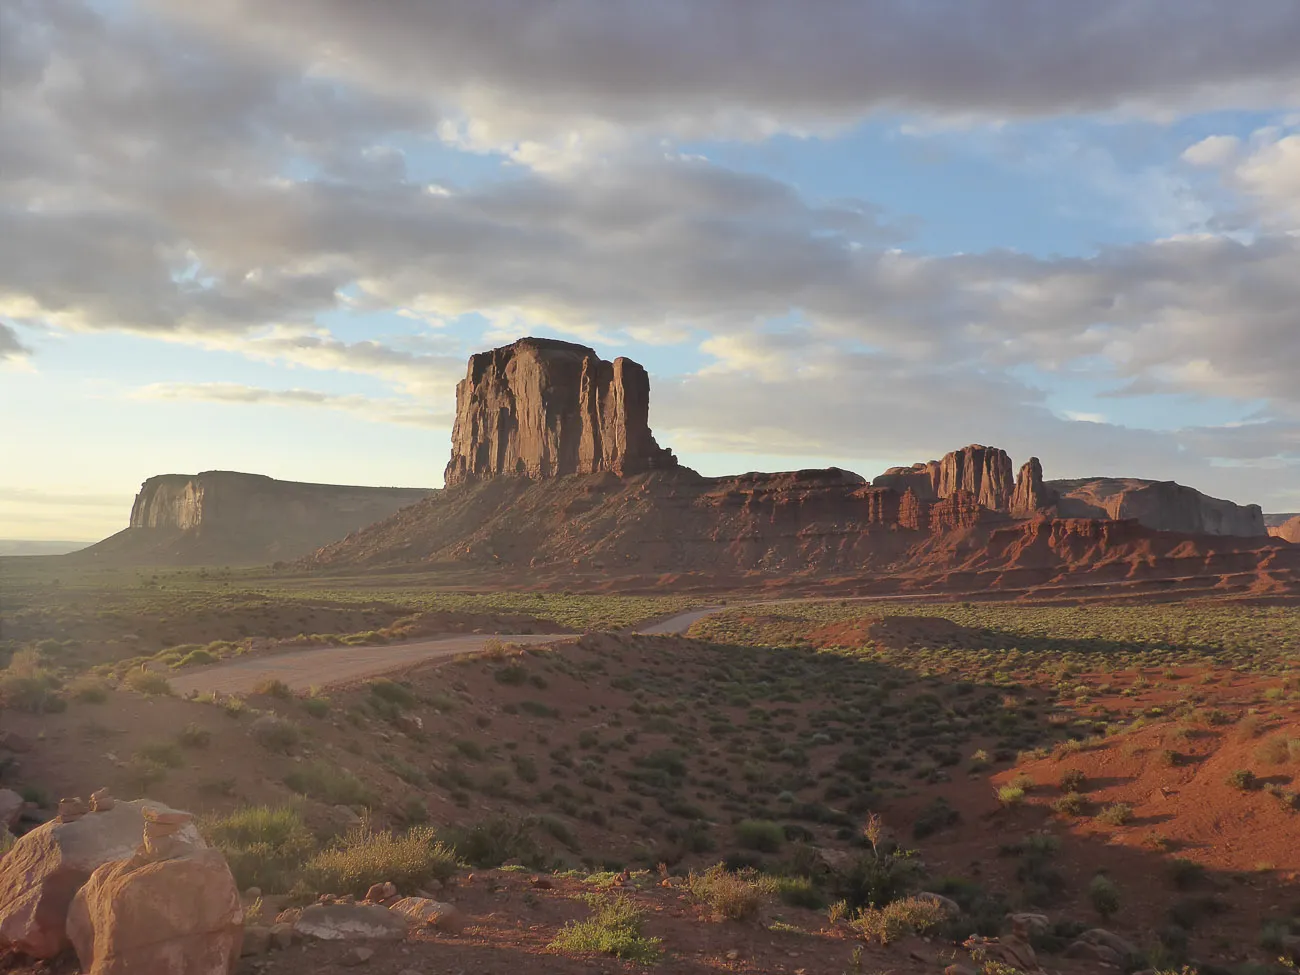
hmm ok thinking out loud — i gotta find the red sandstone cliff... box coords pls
[1272,515,1300,544]
[873,445,1014,510]
[443,338,677,485]
[1049,477,1265,538]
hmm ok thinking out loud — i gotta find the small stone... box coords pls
[365,881,396,903]
[242,926,272,956]
[343,946,374,965]
[245,886,263,899]
[269,922,294,950]
[141,807,193,826]
[88,787,114,813]
[57,797,87,823]
[725,948,741,961]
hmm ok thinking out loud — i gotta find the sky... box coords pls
[3,1,1300,541]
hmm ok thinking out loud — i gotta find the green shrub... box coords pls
[300,825,459,897]
[1168,858,1205,890]
[444,816,539,868]
[1225,768,1258,791]
[912,797,960,839]
[123,669,173,696]
[0,650,62,712]
[202,806,316,892]
[177,723,212,748]
[996,784,1026,807]
[252,678,293,699]
[549,893,662,963]
[850,896,948,944]
[135,740,184,768]
[69,675,109,704]
[734,819,784,853]
[1051,792,1086,816]
[1088,874,1120,919]
[1059,769,1087,792]
[686,864,776,921]
[284,761,372,805]
[172,648,218,669]
[251,715,301,753]
[303,696,330,718]
[772,874,825,909]
[368,679,417,707]
[1094,802,1134,826]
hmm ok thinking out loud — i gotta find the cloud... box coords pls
[1184,125,1300,227]
[0,323,28,359]
[132,382,452,428]
[151,0,1300,150]
[654,339,1300,510]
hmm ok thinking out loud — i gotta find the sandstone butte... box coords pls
[1272,515,1300,544]
[443,337,678,485]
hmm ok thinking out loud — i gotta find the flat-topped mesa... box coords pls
[873,445,1015,511]
[444,337,678,486]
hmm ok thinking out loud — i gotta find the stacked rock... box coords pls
[56,797,88,823]
[88,787,115,813]
[142,807,196,860]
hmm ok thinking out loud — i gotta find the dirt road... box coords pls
[169,607,723,696]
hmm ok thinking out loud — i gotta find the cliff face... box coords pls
[873,445,1014,510]
[1271,516,1300,544]
[85,472,431,565]
[1049,478,1266,538]
[1009,457,1058,518]
[444,338,677,486]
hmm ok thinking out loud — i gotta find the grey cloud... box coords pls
[133,382,452,428]
[654,343,1300,511]
[0,323,28,359]
[151,0,1300,134]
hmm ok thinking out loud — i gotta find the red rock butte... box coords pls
[444,337,677,485]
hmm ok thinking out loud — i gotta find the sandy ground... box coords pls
[169,607,722,694]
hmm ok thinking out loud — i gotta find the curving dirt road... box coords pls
[168,607,723,696]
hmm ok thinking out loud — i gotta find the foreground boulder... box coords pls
[292,904,409,941]
[0,799,203,959]
[67,846,242,974]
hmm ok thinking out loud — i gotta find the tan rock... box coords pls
[269,922,294,950]
[388,897,464,933]
[58,797,88,823]
[292,904,409,941]
[88,788,115,813]
[364,881,397,903]
[0,799,204,959]
[0,790,22,830]
[241,925,271,956]
[66,846,242,975]
[444,338,677,485]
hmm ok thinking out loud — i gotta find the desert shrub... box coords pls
[1088,874,1120,920]
[734,819,785,853]
[512,754,539,783]
[996,784,1026,807]
[202,805,316,892]
[303,696,330,718]
[494,662,528,686]
[1254,735,1295,766]
[912,797,960,839]
[1051,792,1087,816]
[284,761,372,805]
[548,893,661,963]
[686,863,777,921]
[173,648,218,669]
[252,678,292,699]
[68,675,109,704]
[0,650,62,712]
[519,700,559,718]
[177,723,212,748]
[1168,858,1205,890]
[135,741,183,768]
[771,874,825,909]
[850,896,948,944]
[1225,768,1258,791]
[368,678,417,707]
[1059,768,1087,792]
[444,815,540,868]
[250,715,301,753]
[300,825,459,896]
[123,668,173,696]
[1094,802,1134,826]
